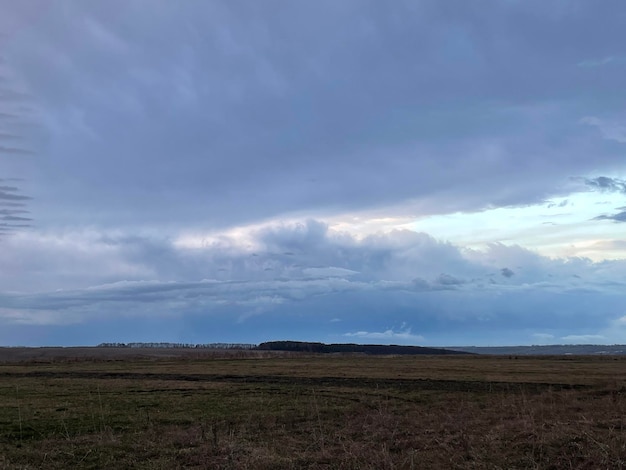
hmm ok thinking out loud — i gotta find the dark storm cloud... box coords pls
[1,0,625,229]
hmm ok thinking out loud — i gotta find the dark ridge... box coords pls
[256,341,473,355]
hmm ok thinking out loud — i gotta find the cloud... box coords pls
[0,145,32,155]
[546,199,569,209]
[560,334,606,343]
[577,56,626,68]
[594,211,626,223]
[0,188,30,201]
[591,240,626,250]
[580,240,626,259]
[343,326,424,344]
[0,183,32,234]
[574,177,626,223]
[583,176,626,193]
[302,267,359,278]
[613,316,626,327]
[501,267,515,278]
[434,273,466,288]
[0,54,36,236]
[2,214,31,222]
[1,221,625,347]
[580,117,626,143]
[0,208,29,214]
[0,1,623,232]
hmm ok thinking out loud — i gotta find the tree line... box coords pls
[96,341,471,355]
[256,341,470,355]
[97,342,256,349]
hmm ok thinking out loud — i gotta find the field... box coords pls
[1,349,626,469]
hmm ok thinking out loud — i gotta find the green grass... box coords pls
[1,354,626,468]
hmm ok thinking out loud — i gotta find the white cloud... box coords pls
[302,267,359,278]
[560,334,606,343]
[343,326,424,343]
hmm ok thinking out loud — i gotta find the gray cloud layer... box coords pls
[1,1,625,230]
[1,222,624,336]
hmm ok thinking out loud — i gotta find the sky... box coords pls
[0,1,625,347]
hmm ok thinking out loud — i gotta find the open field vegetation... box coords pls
[1,350,626,469]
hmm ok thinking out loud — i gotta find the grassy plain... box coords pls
[1,350,625,469]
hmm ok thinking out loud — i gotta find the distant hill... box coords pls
[446,344,626,355]
[256,341,472,355]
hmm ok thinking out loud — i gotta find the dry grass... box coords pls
[1,353,625,469]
